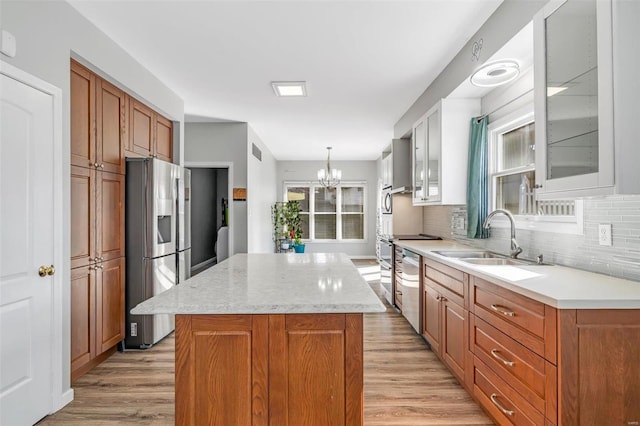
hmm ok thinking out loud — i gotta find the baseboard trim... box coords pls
[51,388,74,414]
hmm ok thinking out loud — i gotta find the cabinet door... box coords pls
[155,114,173,162]
[70,166,95,269]
[411,117,426,204]
[175,315,269,426]
[422,282,440,354]
[534,0,614,197]
[269,314,363,426]
[96,171,125,262]
[129,99,154,157]
[70,265,96,379]
[70,61,96,169]
[95,257,125,354]
[441,298,466,383]
[426,109,441,201]
[96,79,126,174]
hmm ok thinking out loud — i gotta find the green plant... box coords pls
[272,201,303,245]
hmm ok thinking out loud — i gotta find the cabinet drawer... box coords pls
[472,277,556,363]
[471,315,557,421]
[473,356,545,426]
[424,258,464,297]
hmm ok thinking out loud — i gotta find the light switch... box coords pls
[1,30,17,58]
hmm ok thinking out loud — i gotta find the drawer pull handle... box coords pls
[491,304,515,317]
[491,349,515,367]
[490,393,514,416]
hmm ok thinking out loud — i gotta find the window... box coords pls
[488,107,581,233]
[284,182,366,241]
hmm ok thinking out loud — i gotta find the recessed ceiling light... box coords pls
[271,81,307,97]
[547,86,568,97]
[470,60,520,87]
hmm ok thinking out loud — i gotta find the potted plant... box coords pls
[283,201,305,253]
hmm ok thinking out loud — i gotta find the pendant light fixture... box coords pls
[317,147,342,188]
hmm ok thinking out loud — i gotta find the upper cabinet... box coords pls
[71,62,127,175]
[533,0,616,198]
[412,99,480,205]
[127,97,174,163]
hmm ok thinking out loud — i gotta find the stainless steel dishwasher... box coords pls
[400,249,420,333]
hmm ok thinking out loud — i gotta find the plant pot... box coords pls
[293,243,305,253]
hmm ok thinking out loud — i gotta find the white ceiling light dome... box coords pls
[470,60,520,87]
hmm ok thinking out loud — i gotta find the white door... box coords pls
[0,71,55,425]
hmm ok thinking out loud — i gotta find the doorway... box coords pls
[187,166,231,275]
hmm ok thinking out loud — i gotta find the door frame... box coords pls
[184,161,234,257]
[0,61,72,412]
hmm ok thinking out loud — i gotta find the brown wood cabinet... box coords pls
[421,259,468,385]
[70,258,124,382]
[557,309,640,425]
[415,256,640,425]
[127,96,173,162]
[70,59,128,382]
[469,276,557,424]
[71,61,126,174]
[176,313,364,426]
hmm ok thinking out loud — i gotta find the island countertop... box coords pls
[131,253,386,315]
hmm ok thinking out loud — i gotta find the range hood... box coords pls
[384,138,412,193]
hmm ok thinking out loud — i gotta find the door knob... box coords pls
[38,265,55,277]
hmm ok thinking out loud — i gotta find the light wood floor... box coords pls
[40,260,492,425]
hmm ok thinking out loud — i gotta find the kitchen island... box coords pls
[131,253,385,426]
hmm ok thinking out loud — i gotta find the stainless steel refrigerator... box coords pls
[125,158,180,349]
[177,167,191,284]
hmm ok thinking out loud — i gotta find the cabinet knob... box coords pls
[534,184,543,189]
[100,164,104,169]
[94,162,99,168]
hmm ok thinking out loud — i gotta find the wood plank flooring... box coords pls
[39,260,492,425]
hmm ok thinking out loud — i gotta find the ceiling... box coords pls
[68,0,503,161]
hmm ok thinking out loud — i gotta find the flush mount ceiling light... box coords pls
[470,60,520,87]
[271,81,307,97]
[317,147,342,188]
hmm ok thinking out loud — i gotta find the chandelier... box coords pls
[317,147,342,188]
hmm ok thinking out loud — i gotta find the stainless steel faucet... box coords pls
[483,209,523,258]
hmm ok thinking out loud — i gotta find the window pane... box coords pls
[500,122,535,170]
[342,214,364,239]
[299,213,309,239]
[341,187,363,213]
[315,187,336,212]
[315,214,336,239]
[496,171,536,215]
[286,187,309,211]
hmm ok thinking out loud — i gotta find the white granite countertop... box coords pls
[131,253,386,315]
[394,240,640,309]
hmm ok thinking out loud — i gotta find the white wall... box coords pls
[276,160,378,257]
[184,122,248,253]
[247,126,278,253]
[0,0,185,399]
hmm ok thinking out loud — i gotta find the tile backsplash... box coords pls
[422,195,640,282]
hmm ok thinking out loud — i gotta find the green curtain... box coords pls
[467,116,489,239]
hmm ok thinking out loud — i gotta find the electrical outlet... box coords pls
[598,224,612,246]
[130,322,138,337]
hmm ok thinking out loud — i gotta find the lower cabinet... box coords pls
[175,313,364,426]
[421,259,468,385]
[70,257,125,382]
[418,257,640,425]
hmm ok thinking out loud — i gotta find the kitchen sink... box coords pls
[462,258,539,266]
[433,250,506,259]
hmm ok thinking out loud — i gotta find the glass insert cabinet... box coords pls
[533,0,615,198]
